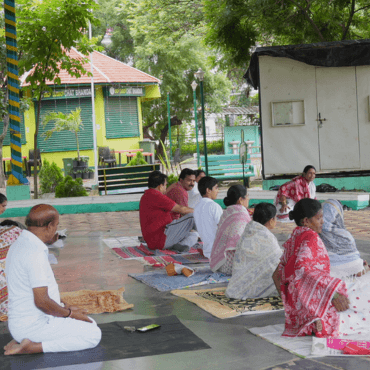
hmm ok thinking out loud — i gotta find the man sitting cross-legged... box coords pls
[140,170,198,252]
[166,168,196,221]
[4,204,101,356]
[194,176,223,259]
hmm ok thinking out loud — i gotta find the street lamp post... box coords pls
[191,81,200,168]
[194,68,208,176]
[167,92,172,160]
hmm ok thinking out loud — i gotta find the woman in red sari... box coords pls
[275,165,316,222]
[273,198,350,337]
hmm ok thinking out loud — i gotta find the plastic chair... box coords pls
[27,149,42,176]
[98,147,116,167]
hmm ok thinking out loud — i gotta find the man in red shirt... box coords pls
[166,168,196,221]
[140,171,198,251]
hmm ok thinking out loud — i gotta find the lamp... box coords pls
[194,68,208,175]
[191,81,200,167]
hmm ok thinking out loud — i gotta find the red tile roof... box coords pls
[21,48,160,86]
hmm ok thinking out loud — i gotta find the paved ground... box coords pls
[2,209,370,369]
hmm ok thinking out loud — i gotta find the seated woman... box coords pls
[320,199,368,279]
[210,185,251,274]
[0,225,23,318]
[273,198,370,338]
[225,202,282,299]
[275,165,316,222]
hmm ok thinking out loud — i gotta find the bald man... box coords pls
[4,205,101,355]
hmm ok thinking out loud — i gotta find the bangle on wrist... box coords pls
[65,308,72,318]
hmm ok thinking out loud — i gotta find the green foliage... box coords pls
[42,108,84,159]
[172,140,224,156]
[126,152,148,166]
[38,159,64,194]
[167,174,179,186]
[203,0,370,68]
[95,0,231,149]
[55,176,88,198]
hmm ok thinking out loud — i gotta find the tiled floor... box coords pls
[3,209,370,369]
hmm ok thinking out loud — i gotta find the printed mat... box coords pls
[60,288,134,314]
[171,287,284,319]
[249,324,370,358]
[129,267,229,292]
[104,236,208,266]
[0,315,210,369]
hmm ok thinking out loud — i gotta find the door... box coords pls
[316,67,360,170]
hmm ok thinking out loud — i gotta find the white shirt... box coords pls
[6,230,61,333]
[194,198,223,258]
[188,182,202,209]
[309,181,316,199]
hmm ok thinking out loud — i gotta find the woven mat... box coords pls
[60,288,134,314]
[104,236,208,266]
[171,287,283,319]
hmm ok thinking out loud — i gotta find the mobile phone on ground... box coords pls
[137,324,161,332]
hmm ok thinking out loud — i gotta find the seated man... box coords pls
[140,170,198,251]
[4,204,101,355]
[188,170,205,209]
[194,176,223,259]
[166,168,196,221]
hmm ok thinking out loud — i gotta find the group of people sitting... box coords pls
[140,166,370,339]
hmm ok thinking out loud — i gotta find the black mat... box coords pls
[0,315,210,369]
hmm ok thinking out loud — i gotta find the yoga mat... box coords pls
[0,315,210,369]
[129,267,230,292]
[171,287,284,319]
[249,324,369,358]
[103,236,202,261]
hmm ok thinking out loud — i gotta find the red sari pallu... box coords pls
[279,227,347,337]
[275,176,310,204]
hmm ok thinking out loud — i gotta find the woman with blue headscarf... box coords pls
[320,199,368,279]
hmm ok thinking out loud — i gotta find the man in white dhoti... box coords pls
[4,204,101,355]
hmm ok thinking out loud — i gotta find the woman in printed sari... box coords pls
[225,203,282,299]
[0,225,23,319]
[275,165,316,223]
[320,199,369,279]
[273,198,370,338]
[210,185,251,274]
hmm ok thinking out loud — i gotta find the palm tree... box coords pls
[42,108,83,160]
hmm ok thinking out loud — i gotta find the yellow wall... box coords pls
[9,85,155,172]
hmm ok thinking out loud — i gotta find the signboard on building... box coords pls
[42,88,93,100]
[107,86,145,97]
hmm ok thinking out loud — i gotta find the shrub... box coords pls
[126,151,148,166]
[171,140,224,156]
[55,176,88,198]
[39,159,64,194]
[167,174,179,186]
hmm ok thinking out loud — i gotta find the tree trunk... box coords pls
[34,95,42,199]
[75,132,80,160]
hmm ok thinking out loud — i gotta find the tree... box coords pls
[98,0,231,156]
[203,0,370,68]
[42,108,84,160]
[17,0,99,198]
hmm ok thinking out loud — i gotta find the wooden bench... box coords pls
[98,164,160,195]
[200,154,255,187]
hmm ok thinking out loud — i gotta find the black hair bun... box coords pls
[223,197,232,207]
[289,210,295,220]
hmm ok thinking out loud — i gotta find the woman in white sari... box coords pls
[320,199,368,279]
[226,203,282,299]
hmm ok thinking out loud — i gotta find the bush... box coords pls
[55,176,88,198]
[126,151,148,166]
[171,140,224,156]
[39,159,64,194]
[167,174,178,186]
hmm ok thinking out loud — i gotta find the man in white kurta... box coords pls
[4,204,101,356]
[194,176,223,259]
[188,170,205,208]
